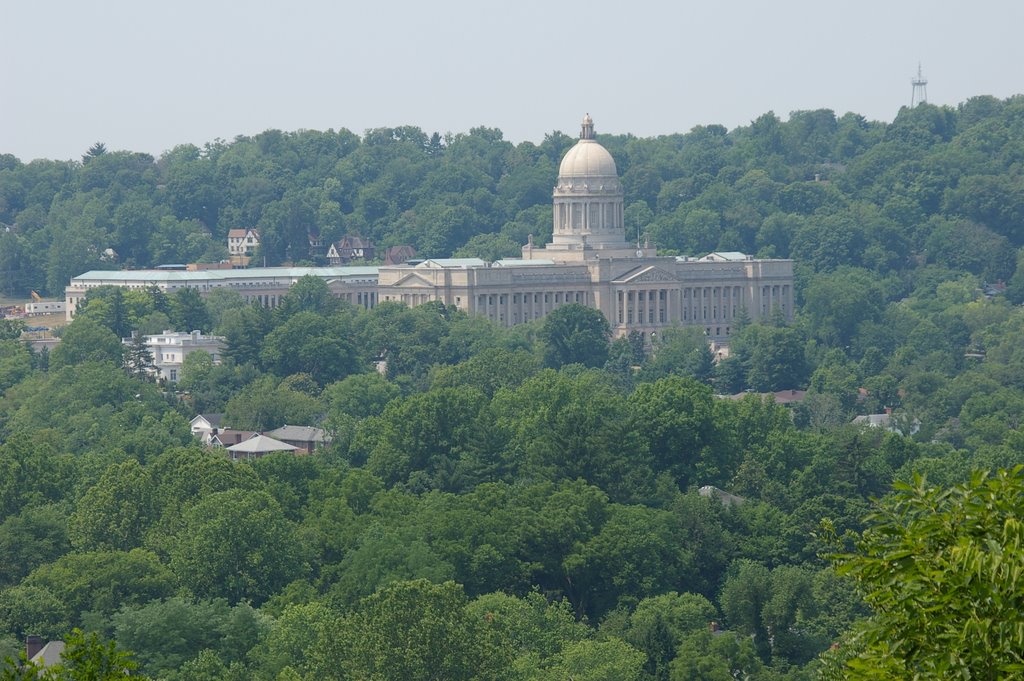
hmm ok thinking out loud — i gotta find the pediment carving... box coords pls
[615,266,678,284]
[390,273,436,288]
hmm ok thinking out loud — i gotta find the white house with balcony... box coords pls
[130,330,226,383]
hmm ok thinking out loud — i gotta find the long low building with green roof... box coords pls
[65,265,382,319]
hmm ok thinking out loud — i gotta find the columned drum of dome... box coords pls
[550,114,627,250]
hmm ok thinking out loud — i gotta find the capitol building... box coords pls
[66,115,794,341]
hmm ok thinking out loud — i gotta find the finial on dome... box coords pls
[581,113,595,140]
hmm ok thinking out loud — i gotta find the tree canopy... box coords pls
[4,99,1024,679]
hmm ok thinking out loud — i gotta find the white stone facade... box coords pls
[130,330,226,383]
[376,115,793,341]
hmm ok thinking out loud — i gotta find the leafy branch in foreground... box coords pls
[825,466,1024,679]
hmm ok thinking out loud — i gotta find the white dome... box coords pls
[558,139,618,180]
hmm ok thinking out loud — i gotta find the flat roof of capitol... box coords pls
[71,266,381,282]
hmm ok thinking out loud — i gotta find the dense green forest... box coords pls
[2,97,1024,679]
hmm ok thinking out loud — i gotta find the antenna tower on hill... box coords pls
[911,63,928,107]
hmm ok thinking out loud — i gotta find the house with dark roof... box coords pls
[327,236,375,265]
[382,244,416,265]
[190,413,224,444]
[25,636,65,671]
[209,429,258,448]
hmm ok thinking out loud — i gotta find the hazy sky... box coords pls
[3,0,1023,162]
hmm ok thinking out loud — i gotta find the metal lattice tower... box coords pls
[911,63,928,107]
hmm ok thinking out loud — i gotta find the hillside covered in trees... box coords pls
[2,97,1024,679]
[3,97,1024,298]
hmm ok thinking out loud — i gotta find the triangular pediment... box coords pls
[613,265,678,284]
[390,272,436,288]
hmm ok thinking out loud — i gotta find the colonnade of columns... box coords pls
[333,291,377,309]
[615,285,746,327]
[616,288,673,326]
[555,200,623,235]
[678,285,744,325]
[611,283,791,335]
[476,289,588,327]
[469,282,793,333]
[274,281,793,334]
[760,284,792,317]
[242,293,283,308]
[393,292,432,307]
[243,289,380,310]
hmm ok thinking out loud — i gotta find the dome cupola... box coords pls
[550,114,626,249]
[556,113,619,188]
